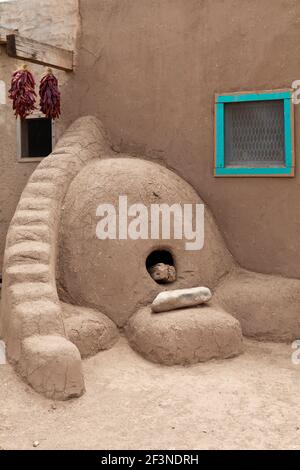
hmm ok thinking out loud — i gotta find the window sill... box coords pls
[17,157,46,163]
[214,166,295,177]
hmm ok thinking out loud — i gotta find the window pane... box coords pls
[21,118,52,158]
[224,100,285,167]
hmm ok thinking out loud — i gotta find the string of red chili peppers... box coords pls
[8,64,36,118]
[39,68,61,119]
[8,65,61,120]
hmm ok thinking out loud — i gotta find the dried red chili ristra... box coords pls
[39,68,61,119]
[8,64,36,118]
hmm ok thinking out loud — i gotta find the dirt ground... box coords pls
[0,335,299,450]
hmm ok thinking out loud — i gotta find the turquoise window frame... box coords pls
[214,90,294,177]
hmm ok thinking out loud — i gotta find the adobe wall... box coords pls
[0,0,80,272]
[62,0,300,278]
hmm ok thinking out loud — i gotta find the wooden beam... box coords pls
[6,33,73,71]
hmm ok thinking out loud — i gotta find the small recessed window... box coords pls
[17,114,54,161]
[215,90,294,177]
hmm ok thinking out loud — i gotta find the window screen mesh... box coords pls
[224,100,285,167]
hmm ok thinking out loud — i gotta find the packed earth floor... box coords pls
[0,332,299,450]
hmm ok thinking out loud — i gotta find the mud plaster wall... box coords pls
[0,0,80,272]
[61,0,300,279]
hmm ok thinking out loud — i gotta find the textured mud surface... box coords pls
[126,306,243,365]
[0,336,299,450]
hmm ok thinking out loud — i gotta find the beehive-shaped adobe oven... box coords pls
[1,117,300,400]
[59,157,233,326]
